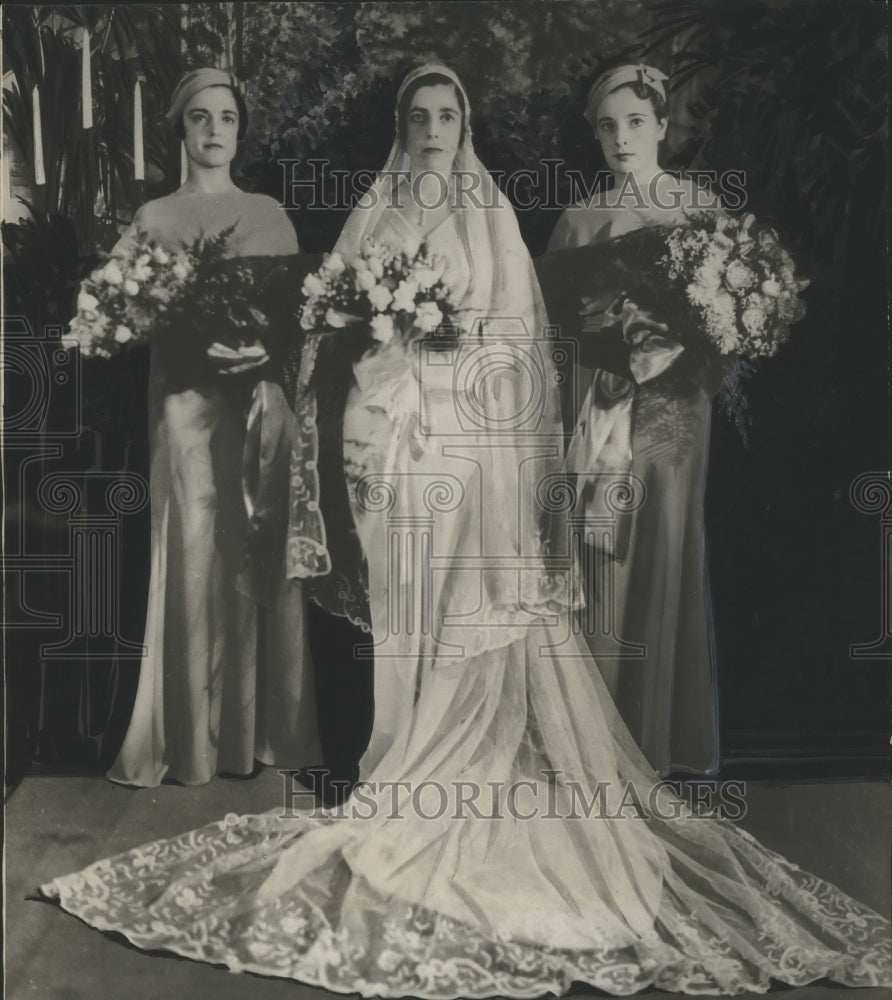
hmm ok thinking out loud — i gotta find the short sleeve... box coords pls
[110,204,150,258]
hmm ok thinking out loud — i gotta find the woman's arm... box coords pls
[108,202,154,258]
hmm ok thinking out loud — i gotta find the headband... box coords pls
[584,64,668,126]
[165,67,241,125]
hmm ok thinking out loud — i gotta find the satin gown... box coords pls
[106,190,320,787]
[41,201,891,996]
[547,200,720,777]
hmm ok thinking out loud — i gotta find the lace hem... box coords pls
[39,810,891,998]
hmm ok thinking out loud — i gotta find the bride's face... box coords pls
[181,85,240,170]
[594,86,666,178]
[404,84,463,176]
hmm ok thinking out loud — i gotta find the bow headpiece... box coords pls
[584,64,669,127]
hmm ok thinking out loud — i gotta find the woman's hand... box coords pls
[207,339,270,375]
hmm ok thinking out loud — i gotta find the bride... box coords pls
[40,65,890,996]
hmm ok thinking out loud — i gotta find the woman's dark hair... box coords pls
[593,80,667,125]
[173,84,249,141]
[397,72,466,147]
[621,80,668,123]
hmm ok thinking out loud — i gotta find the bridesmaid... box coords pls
[547,64,721,777]
[107,68,320,786]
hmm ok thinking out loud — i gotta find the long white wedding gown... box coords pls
[39,65,890,996]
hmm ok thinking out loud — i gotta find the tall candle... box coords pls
[133,81,144,181]
[81,28,93,129]
[180,141,188,185]
[32,85,46,186]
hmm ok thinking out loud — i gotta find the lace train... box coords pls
[41,802,890,997]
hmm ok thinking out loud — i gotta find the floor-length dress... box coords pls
[41,193,891,996]
[106,190,320,787]
[546,200,720,776]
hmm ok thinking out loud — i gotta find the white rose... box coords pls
[355,269,377,293]
[761,279,781,297]
[741,306,767,336]
[136,253,151,268]
[103,262,123,285]
[378,950,401,974]
[172,262,190,281]
[77,291,99,313]
[153,246,170,265]
[370,314,395,343]
[323,251,345,276]
[368,284,393,312]
[724,260,756,290]
[392,279,419,313]
[415,300,444,332]
[324,307,347,329]
[114,324,134,344]
[368,255,385,279]
[302,273,326,297]
[124,279,140,296]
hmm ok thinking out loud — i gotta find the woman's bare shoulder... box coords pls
[549,198,621,250]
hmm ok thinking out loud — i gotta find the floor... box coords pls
[6,771,891,1000]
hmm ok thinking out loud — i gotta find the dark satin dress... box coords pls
[545,200,720,777]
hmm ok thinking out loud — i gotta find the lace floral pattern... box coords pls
[286,379,331,579]
[41,808,891,997]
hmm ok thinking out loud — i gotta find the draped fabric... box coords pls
[106,190,321,786]
[41,75,891,994]
[545,194,721,776]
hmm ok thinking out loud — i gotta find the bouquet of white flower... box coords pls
[299,239,456,360]
[563,210,809,371]
[65,225,270,364]
[660,211,809,359]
